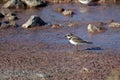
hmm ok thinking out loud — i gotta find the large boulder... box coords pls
[3,0,25,8]
[22,15,46,28]
[21,0,46,8]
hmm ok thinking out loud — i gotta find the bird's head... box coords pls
[65,33,73,39]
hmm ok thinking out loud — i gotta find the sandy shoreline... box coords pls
[0,44,120,80]
[0,32,120,80]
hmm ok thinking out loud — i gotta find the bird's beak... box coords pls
[65,35,67,37]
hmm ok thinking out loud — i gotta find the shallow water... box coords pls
[0,4,120,52]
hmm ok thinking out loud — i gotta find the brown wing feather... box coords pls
[72,37,92,44]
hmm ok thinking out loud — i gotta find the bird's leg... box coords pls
[76,45,78,51]
[73,45,78,54]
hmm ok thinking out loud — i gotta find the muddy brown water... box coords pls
[0,3,120,53]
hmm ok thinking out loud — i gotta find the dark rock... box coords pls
[97,22,106,26]
[0,13,4,18]
[22,15,46,28]
[0,22,1,26]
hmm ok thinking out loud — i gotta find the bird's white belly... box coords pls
[69,40,84,45]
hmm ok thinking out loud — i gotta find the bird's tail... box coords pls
[86,42,93,44]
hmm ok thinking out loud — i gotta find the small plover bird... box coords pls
[65,33,92,51]
[78,0,92,4]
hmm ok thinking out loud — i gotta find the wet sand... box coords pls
[0,3,120,80]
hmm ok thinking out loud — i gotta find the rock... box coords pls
[0,21,18,29]
[97,22,106,26]
[9,21,18,27]
[5,13,18,21]
[51,24,62,29]
[62,9,74,17]
[109,22,120,28]
[55,7,74,17]
[35,72,51,80]
[88,24,107,33]
[3,0,25,8]
[22,15,46,28]
[1,8,18,21]
[55,7,65,13]
[35,73,50,78]
[21,0,47,8]
[67,23,75,27]
[0,22,10,29]
[0,22,1,26]
[0,13,4,18]
[67,22,80,27]
[80,67,92,73]
[0,0,8,3]
[1,8,12,16]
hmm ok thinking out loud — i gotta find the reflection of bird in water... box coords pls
[65,33,92,52]
[78,0,92,4]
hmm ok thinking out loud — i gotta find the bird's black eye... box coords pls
[66,33,73,37]
[67,34,70,36]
